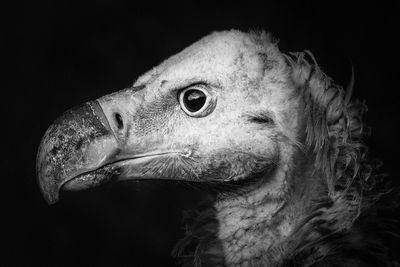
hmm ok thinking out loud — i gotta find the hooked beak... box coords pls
[36,100,120,204]
[36,86,184,204]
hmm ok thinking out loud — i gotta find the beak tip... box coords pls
[42,190,59,205]
[36,171,59,205]
[36,135,61,205]
[36,101,116,205]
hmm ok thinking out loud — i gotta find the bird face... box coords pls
[37,31,302,204]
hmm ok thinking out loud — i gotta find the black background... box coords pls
[4,1,400,266]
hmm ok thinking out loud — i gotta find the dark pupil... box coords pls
[183,89,206,112]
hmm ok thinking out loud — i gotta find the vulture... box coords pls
[37,30,398,266]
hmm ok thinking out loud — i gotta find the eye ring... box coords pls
[179,87,212,117]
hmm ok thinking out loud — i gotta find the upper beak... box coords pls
[36,100,120,204]
[37,85,170,204]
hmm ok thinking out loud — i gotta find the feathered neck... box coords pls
[174,169,394,267]
[173,148,329,266]
[173,147,395,266]
[210,146,351,266]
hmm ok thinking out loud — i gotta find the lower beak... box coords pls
[37,100,120,204]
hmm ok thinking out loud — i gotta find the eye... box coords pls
[179,87,212,116]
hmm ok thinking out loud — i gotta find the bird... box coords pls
[36,30,398,266]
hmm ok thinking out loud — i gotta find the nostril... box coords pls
[114,113,124,130]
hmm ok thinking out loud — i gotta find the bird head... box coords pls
[37,31,304,204]
[37,30,377,266]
